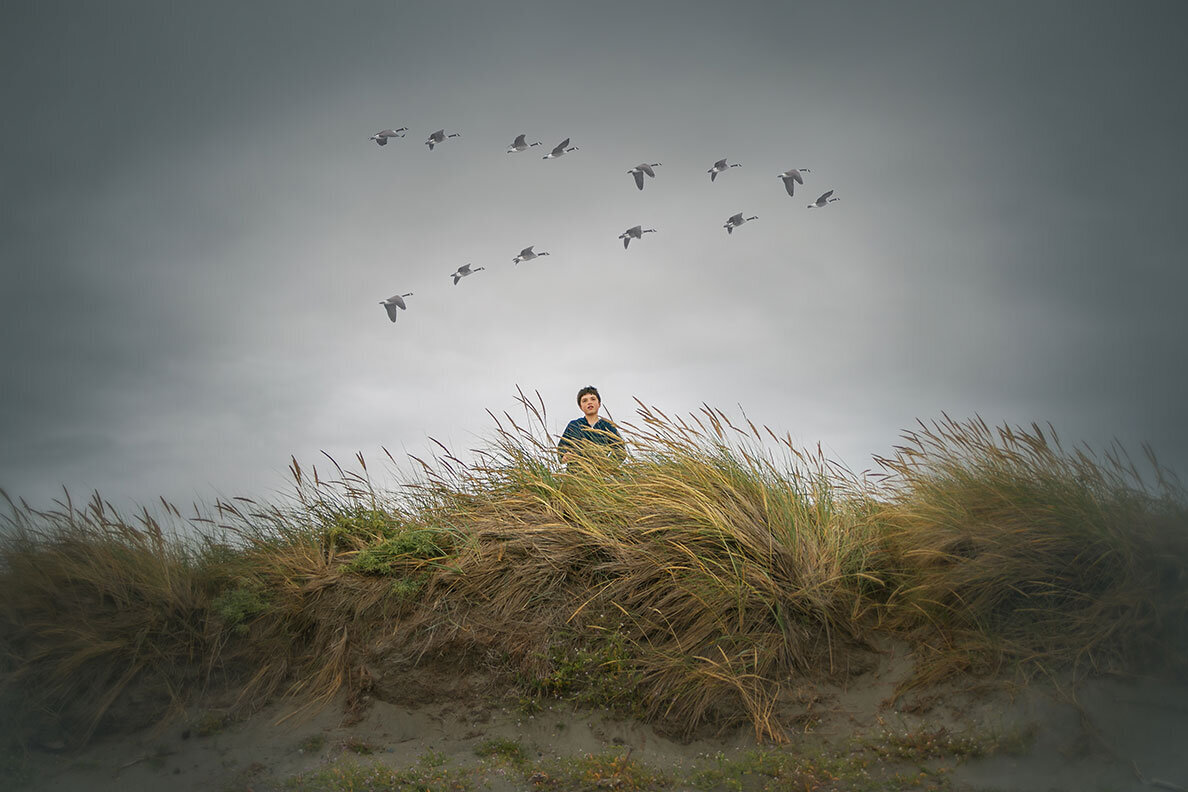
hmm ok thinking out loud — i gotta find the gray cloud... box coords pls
[2,0,1186,509]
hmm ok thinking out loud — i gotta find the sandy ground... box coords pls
[12,644,1188,792]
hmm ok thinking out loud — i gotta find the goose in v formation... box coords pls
[807,190,840,209]
[381,293,414,322]
[370,128,408,145]
[628,163,661,190]
[513,246,550,264]
[708,158,741,181]
[543,138,579,159]
[778,168,811,196]
[368,123,844,322]
[619,225,657,249]
[426,129,461,150]
[724,213,758,234]
[451,264,485,285]
[507,134,541,153]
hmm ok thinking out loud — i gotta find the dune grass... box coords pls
[873,415,1188,687]
[1,395,1185,749]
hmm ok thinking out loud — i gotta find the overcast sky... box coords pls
[3,1,1187,512]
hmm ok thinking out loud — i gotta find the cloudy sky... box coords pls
[3,1,1187,511]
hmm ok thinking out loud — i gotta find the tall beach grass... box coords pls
[873,415,1188,686]
[1,396,1185,748]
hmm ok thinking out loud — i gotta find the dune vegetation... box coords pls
[2,393,1186,750]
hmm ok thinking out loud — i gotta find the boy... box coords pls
[558,386,626,467]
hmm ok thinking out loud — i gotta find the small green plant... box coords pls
[342,736,377,755]
[193,710,231,737]
[211,586,268,635]
[282,758,396,791]
[281,754,470,792]
[393,751,470,792]
[868,723,1037,762]
[321,508,399,550]
[389,574,427,601]
[688,746,950,792]
[349,527,455,575]
[535,750,668,792]
[475,737,527,764]
[297,733,326,753]
[523,631,645,717]
[517,695,543,716]
[419,748,449,768]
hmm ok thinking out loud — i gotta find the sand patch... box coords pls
[11,643,1188,791]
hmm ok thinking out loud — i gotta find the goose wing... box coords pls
[632,170,644,190]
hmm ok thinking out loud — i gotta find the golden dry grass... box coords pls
[1,397,1185,748]
[872,415,1188,687]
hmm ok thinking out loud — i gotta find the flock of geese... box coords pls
[369,127,841,323]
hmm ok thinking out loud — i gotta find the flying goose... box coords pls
[628,163,661,190]
[543,138,579,159]
[369,128,408,146]
[512,245,550,264]
[724,213,758,234]
[507,134,542,153]
[708,158,741,182]
[426,129,461,150]
[619,225,657,249]
[777,168,811,196]
[380,293,414,322]
[451,263,485,285]
[807,190,840,209]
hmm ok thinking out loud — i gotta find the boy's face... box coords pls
[579,393,600,417]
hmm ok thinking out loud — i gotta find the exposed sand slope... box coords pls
[15,644,1188,792]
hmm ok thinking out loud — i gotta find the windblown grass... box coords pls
[0,492,210,744]
[388,397,886,741]
[1,395,1185,749]
[873,415,1188,687]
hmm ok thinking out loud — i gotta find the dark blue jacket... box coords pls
[558,417,625,461]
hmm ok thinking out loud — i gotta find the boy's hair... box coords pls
[576,385,600,405]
